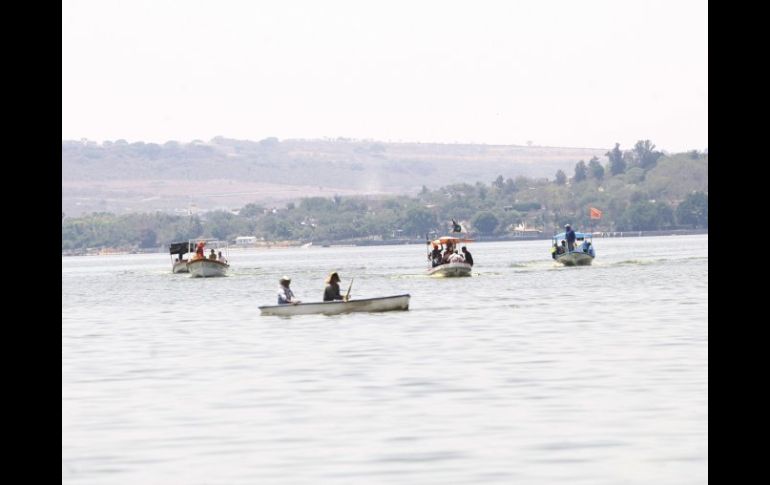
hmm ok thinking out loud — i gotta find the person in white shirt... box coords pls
[277,276,301,305]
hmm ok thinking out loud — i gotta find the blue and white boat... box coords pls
[551,232,596,266]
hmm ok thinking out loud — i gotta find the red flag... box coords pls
[590,207,602,219]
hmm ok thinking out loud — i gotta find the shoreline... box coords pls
[62,229,708,256]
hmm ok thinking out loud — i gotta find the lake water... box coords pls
[62,235,708,484]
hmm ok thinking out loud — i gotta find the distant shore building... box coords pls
[510,223,543,238]
[235,236,257,245]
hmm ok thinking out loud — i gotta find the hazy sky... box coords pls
[62,0,707,152]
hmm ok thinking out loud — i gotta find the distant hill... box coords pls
[62,137,607,216]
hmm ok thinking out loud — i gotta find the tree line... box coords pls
[62,142,708,251]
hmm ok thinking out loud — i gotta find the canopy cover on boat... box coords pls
[552,232,592,241]
[431,236,474,245]
[169,242,191,255]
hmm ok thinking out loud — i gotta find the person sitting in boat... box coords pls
[218,251,227,263]
[208,248,217,260]
[557,240,567,255]
[448,251,465,263]
[194,241,205,259]
[582,241,595,257]
[278,276,301,305]
[323,272,348,302]
[461,246,473,266]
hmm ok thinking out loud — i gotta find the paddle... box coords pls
[344,277,354,302]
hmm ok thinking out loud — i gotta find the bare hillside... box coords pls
[62,137,607,215]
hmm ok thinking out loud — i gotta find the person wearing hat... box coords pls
[323,272,347,302]
[277,276,300,305]
[194,240,205,259]
[565,224,576,252]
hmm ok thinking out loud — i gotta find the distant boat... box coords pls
[551,231,595,266]
[427,261,473,277]
[169,241,190,273]
[259,294,410,316]
[426,236,474,277]
[187,239,230,277]
[301,242,313,248]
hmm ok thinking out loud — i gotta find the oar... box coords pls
[344,278,354,302]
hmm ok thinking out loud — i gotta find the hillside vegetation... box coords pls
[62,141,708,251]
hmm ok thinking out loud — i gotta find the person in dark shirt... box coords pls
[565,224,576,252]
[323,272,346,301]
[461,246,473,266]
[429,244,443,267]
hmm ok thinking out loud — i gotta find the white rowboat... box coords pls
[259,294,410,316]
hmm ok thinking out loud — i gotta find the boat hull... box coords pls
[188,259,229,277]
[555,252,594,266]
[259,294,410,316]
[427,262,472,277]
[172,260,189,273]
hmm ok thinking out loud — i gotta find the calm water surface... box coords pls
[62,235,708,484]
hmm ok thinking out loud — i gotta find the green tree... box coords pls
[503,177,517,194]
[573,161,588,182]
[676,192,708,228]
[622,200,658,230]
[606,143,626,175]
[239,203,265,218]
[471,211,499,234]
[401,207,437,237]
[633,140,663,169]
[555,169,567,185]
[588,156,604,180]
[139,228,158,248]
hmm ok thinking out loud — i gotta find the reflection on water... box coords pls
[63,235,708,484]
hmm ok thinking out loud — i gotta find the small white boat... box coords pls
[169,242,190,273]
[187,239,230,277]
[259,294,410,316]
[551,231,595,266]
[188,258,229,277]
[172,260,189,273]
[427,261,473,277]
[426,235,474,277]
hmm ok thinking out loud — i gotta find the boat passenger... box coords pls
[209,249,217,260]
[218,251,226,263]
[278,276,301,305]
[195,241,205,259]
[565,224,576,252]
[430,244,442,267]
[461,246,473,266]
[323,272,346,302]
